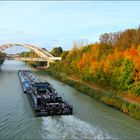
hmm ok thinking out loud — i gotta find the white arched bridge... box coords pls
[0,43,61,66]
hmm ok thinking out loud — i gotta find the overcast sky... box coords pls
[0,1,139,51]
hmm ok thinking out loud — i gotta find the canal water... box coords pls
[0,60,140,139]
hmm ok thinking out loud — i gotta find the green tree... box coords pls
[0,52,6,64]
[50,47,63,57]
[119,58,134,90]
[61,51,69,60]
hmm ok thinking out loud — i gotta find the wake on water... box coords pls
[40,116,112,139]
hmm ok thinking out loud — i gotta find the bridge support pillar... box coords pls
[47,61,50,67]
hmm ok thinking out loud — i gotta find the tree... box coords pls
[0,52,6,64]
[50,47,63,57]
[61,51,69,60]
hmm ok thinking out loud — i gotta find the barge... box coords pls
[18,70,73,117]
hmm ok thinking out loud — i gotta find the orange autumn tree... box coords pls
[77,52,90,80]
[77,43,101,80]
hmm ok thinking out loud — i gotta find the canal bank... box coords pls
[35,68,140,120]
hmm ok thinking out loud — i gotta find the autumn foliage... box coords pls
[49,27,140,96]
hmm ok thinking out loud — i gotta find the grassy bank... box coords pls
[37,68,140,120]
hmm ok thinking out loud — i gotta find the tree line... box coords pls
[49,26,140,96]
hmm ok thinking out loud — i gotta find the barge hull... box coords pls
[18,71,27,93]
[18,70,73,117]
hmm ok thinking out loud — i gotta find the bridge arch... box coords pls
[0,43,61,62]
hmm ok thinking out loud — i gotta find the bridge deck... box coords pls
[7,57,53,62]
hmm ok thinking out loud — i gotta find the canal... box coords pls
[0,60,140,139]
